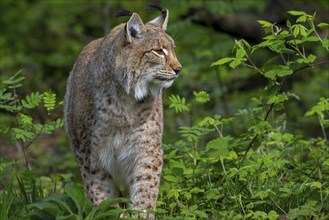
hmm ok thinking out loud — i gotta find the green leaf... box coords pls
[57,214,80,220]
[252,191,270,199]
[287,10,306,16]
[229,58,246,69]
[2,70,24,87]
[269,94,289,104]
[193,91,210,103]
[171,167,184,177]
[257,20,272,28]
[18,113,33,126]
[194,210,208,218]
[248,121,271,135]
[297,54,317,64]
[11,128,35,142]
[301,36,319,43]
[253,40,272,52]
[205,189,221,200]
[163,175,178,183]
[211,57,234,66]
[241,39,251,49]
[168,95,190,113]
[179,126,211,142]
[190,187,205,194]
[27,202,61,217]
[292,25,299,37]
[206,137,229,157]
[288,201,317,219]
[2,77,25,85]
[65,183,92,217]
[198,116,216,127]
[299,25,308,37]
[43,90,56,112]
[236,47,246,59]
[87,198,129,220]
[322,38,329,49]
[22,92,44,109]
[44,194,75,214]
[317,22,329,28]
[228,150,238,160]
[264,65,293,79]
[305,97,329,118]
[308,181,322,189]
[296,15,307,23]
[92,210,124,220]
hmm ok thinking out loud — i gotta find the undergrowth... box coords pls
[0,10,328,220]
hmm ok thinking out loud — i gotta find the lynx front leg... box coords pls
[80,166,119,205]
[129,148,163,219]
[73,142,119,205]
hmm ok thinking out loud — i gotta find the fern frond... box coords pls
[0,89,21,112]
[11,128,35,142]
[179,126,212,142]
[22,92,43,109]
[193,91,210,103]
[18,113,33,128]
[2,70,25,89]
[169,95,190,113]
[43,119,64,134]
[198,116,217,127]
[43,91,56,112]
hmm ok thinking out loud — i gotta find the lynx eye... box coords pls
[152,48,168,57]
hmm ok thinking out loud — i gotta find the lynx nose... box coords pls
[174,67,182,75]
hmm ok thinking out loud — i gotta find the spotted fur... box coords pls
[64,9,181,219]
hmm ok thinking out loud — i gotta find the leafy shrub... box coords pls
[0,10,328,220]
[0,70,64,169]
[0,71,64,219]
[157,10,328,219]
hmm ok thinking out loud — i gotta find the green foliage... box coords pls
[158,10,329,219]
[0,71,63,144]
[169,94,190,113]
[193,91,210,104]
[23,182,134,220]
[1,3,328,220]
[43,91,57,113]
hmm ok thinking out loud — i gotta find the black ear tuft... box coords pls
[114,10,133,17]
[145,3,169,30]
[145,3,166,13]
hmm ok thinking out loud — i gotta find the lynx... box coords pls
[64,6,181,218]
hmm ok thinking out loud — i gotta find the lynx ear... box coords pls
[147,8,169,30]
[126,13,146,43]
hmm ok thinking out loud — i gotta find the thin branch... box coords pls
[25,125,45,150]
[318,116,328,142]
[16,141,32,170]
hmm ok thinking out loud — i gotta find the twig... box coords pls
[15,141,32,170]
[25,125,44,150]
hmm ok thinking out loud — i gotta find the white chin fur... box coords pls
[134,80,148,101]
[134,80,174,101]
[162,80,174,88]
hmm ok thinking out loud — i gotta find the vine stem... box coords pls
[318,116,328,142]
[213,124,224,138]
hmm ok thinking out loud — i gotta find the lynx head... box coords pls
[113,8,182,101]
